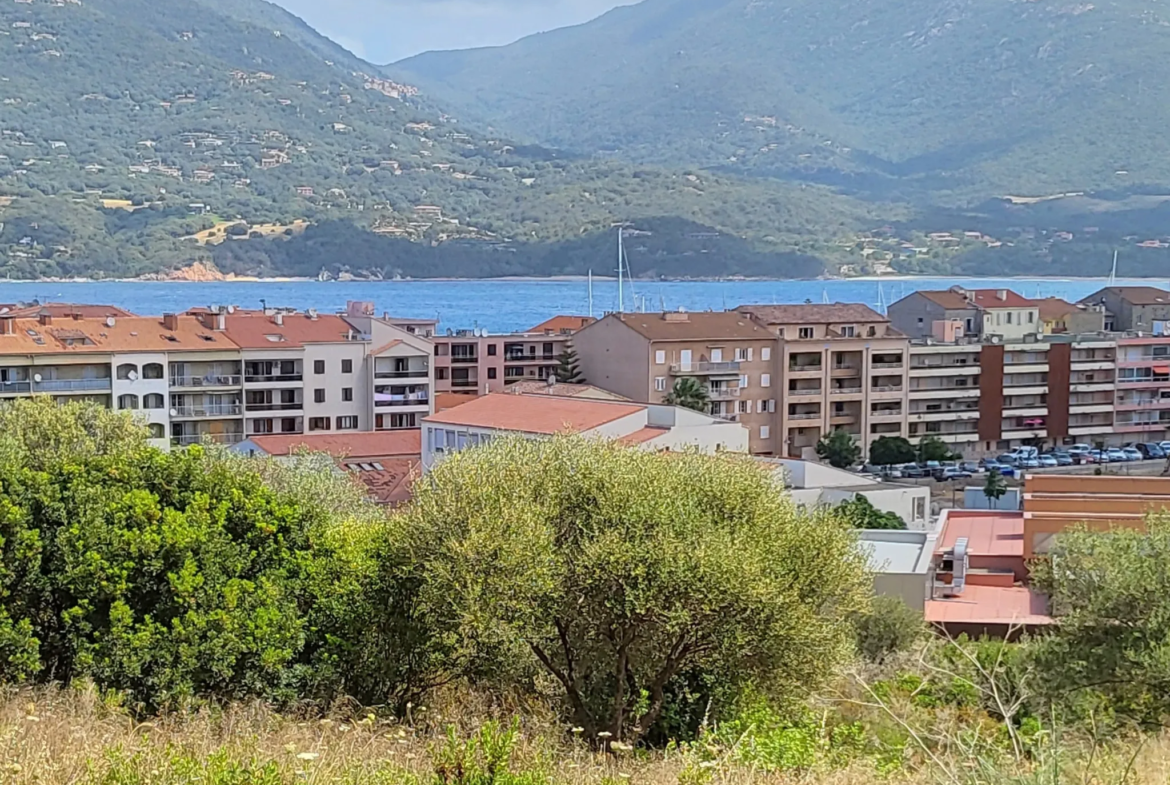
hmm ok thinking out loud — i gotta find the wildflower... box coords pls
[364,713,376,724]
[24,716,39,722]
[610,741,633,752]
[296,752,320,761]
[597,731,613,738]
[698,761,716,769]
[571,727,584,734]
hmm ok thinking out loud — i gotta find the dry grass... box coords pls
[0,687,1168,785]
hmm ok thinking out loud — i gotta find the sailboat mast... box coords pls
[588,270,594,318]
[617,227,625,313]
[1109,250,1119,286]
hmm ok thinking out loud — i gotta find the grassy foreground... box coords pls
[0,687,1168,785]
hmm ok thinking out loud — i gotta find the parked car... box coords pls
[899,463,928,478]
[980,458,1002,471]
[1136,443,1166,460]
[1049,451,1074,466]
[1038,455,1059,468]
[935,466,973,481]
[1121,447,1144,462]
[960,461,983,474]
[1020,457,1042,469]
[1106,448,1128,462]
[1159,440,1170,455]
[996,454,1019,466]
[1084,449,1108,464]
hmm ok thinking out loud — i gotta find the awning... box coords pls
[1154,365,1170,375]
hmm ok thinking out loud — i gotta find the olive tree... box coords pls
[401,435,869,743]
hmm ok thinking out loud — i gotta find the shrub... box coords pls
[851,596,923,663]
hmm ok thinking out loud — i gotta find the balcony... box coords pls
[451,379,478,389]
[172,433,244,447]
[246,403,304,412]
[787,388,822,397]
[34,378,111,393]
[376,393,431,408]
[830,387,863,397]
[872,361,905,370]
[245,374,303,384]
[670,361,742,375]
[172,404,243,418]
[707,387,740,400]
[0,380,32,394]
[871,409,904,420]
[788,364,824,375]
[375,369,430,379]
[788,412,821,421]
[715,413,740,423]
[870,385,904,397]
[170,374,242,389]
[830,364,860,377]
[450,355,479,364]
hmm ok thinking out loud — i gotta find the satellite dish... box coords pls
[32,373,42,383]
[169,408,178,417]
[128,370,139,381]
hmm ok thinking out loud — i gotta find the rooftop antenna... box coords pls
[260,298,267,311]
[1109,249,1119,286]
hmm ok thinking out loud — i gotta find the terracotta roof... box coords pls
[0,315,236,354]
[423,392,645,435]
[601,312,773,341]
[435,392,478,412]
[342,457,420,507]
[925,585,1051,626]
[505,381,630,400]
[0,302,135,318]
[967,289,1039,309]
[914,290,974,309]
[246,429,421,459]
[217,312,359,349]
[737,303,888,324]
[937,511,1024,558]
[618,426,668,445]
[528,315,596,334]
[1082,286,1170,306]
[1037,297,1076,322]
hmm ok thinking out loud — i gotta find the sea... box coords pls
[0,277,1162,333]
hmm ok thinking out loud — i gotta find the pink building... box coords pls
[1113,335,1170,438]
[433,327,577,394]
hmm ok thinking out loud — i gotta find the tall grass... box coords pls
[0,686,1167,785]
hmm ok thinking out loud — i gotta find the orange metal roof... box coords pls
[528,315,596,334]
[937,511,1024,557]
[0,315,235,354]
[219,312,358,348]
[926,585,1052,626]
[247,430,421,459]
[423,393,645,435]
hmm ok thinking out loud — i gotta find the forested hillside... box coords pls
[0,0,882,280]
[393,0,1170,202]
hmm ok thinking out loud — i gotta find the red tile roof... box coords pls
[937,511,1024,558]
[618,426,668,444]
[1036,297,1076,322]
[423,393,645,435]
[528,315,596,334]
[1082,286,1170,306]
[435,392,478,412]
[916,290,975,309]
[0,315,235,354]
[605,311,773,340]
[916,289,1038,310]
[217,312,359,348]
[0,302,135,318]
[246,430,421,459]
[925,585,1051,626]
[737,303,888,324]
[341,457,420,507]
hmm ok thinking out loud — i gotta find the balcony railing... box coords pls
[246,403,303,412]
[245,374,303,384]
[788,413,821,421]
[34,378,111,392]
[0,380,32,394]
[706,387,740,399]
[451,380,478,388]
[170,374,242,388]
[375,369,430,379]
[872,361,905,369]
[787,389,821,397]
[830,387,863,396]
[789,364,824,373]
[376,394,431,407]
[172,404,243,418]
[670,361,742,375]
[871,385,904,393]
[450,355,479,364]
[172,433,244,446]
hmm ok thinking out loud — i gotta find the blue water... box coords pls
[0,277,1161,333]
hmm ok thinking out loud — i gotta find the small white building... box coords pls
[762,458,931,530]
[856,529,937,611]
[420,392,748,469]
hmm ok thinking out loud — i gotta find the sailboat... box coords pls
[1108,250,1119,286]
[616,226,636,313]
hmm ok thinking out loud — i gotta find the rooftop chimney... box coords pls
[274,312,284,326]
[162,313,179,331]
[997,290,1008,301]
[38,312,52,326]
[215,312,226,332]
[0,317,13,336]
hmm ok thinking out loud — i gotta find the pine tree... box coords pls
[555,345,585,384]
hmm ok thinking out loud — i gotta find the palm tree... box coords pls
[665,377,710,413]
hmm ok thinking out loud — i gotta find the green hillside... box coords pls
[392,0,1170,202]
[0,0,887,280]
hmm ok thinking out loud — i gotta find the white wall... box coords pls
[303,341,367,430]
[111,352,169,445]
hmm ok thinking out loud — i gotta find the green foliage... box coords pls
[916,436,958,464]
[868,436,915,467]
[430,720,543,785]
[664,377,710,413]
[1028,513,1170,728]
[816,430,861,469]
[554,346,584,384]
[0,397,401,710]
[400,435,869,742]
[834,495,906,531]
[983,470,1008,508]
[701,701,870,773]
[851,596,923,663]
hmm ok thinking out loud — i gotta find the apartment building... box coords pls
[737,304,910,457]
[572,311,778,452]
[433,330,571,394]
[0,303,434,448]
[889,288,1041,341]
[1081,286,1170,332]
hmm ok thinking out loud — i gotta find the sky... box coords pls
[271,0,630,64]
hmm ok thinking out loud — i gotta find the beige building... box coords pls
[572,311,779,452]
[737,304,910,458]
[889,288,1041,342]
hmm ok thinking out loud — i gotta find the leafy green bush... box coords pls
[851,596,923,662]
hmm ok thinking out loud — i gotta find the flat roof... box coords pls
[858,530,935,574]
[926,585,1052,626]
[937,511,1024,558]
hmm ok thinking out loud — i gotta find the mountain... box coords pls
[0,0,885,280]
[392,0,1170,202]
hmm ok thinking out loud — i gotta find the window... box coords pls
[917,317,925,325]
[342,387,353,402]
[251,419,274,435]
[336,415,358,430]
[488,368,497,379]
[143,363,164,379]
[309,417,330,431]
[147,423,165,439]
[342,359,353,373]
[117,394,139,410]
[761,347,771,361]
[143,393,165,409]
[760,426,771,440]
[281,418,298,433]
[747,348,754,362]
[483,344,496,357]
[738,400,749,414]
[1028,311,1035,323]
[711,348,723,362]
[739,374,749,388]
[757,400,766,414]
[654,377,667,392]
[436,368,448,380]
[116,363,138,380]
[1006,312,1013,324]
[734,348,746,361]
[761,373,771,388]
[314,389,325,403]
[655,350,666,365]
[767,399,776,413]
[840,325,856,337]
[798,327,814,339]
[314,360,325,374]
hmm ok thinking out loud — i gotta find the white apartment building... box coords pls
[0,304,434,448]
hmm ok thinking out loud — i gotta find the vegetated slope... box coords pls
[392,0,1170,201]
[0,0,883,280]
